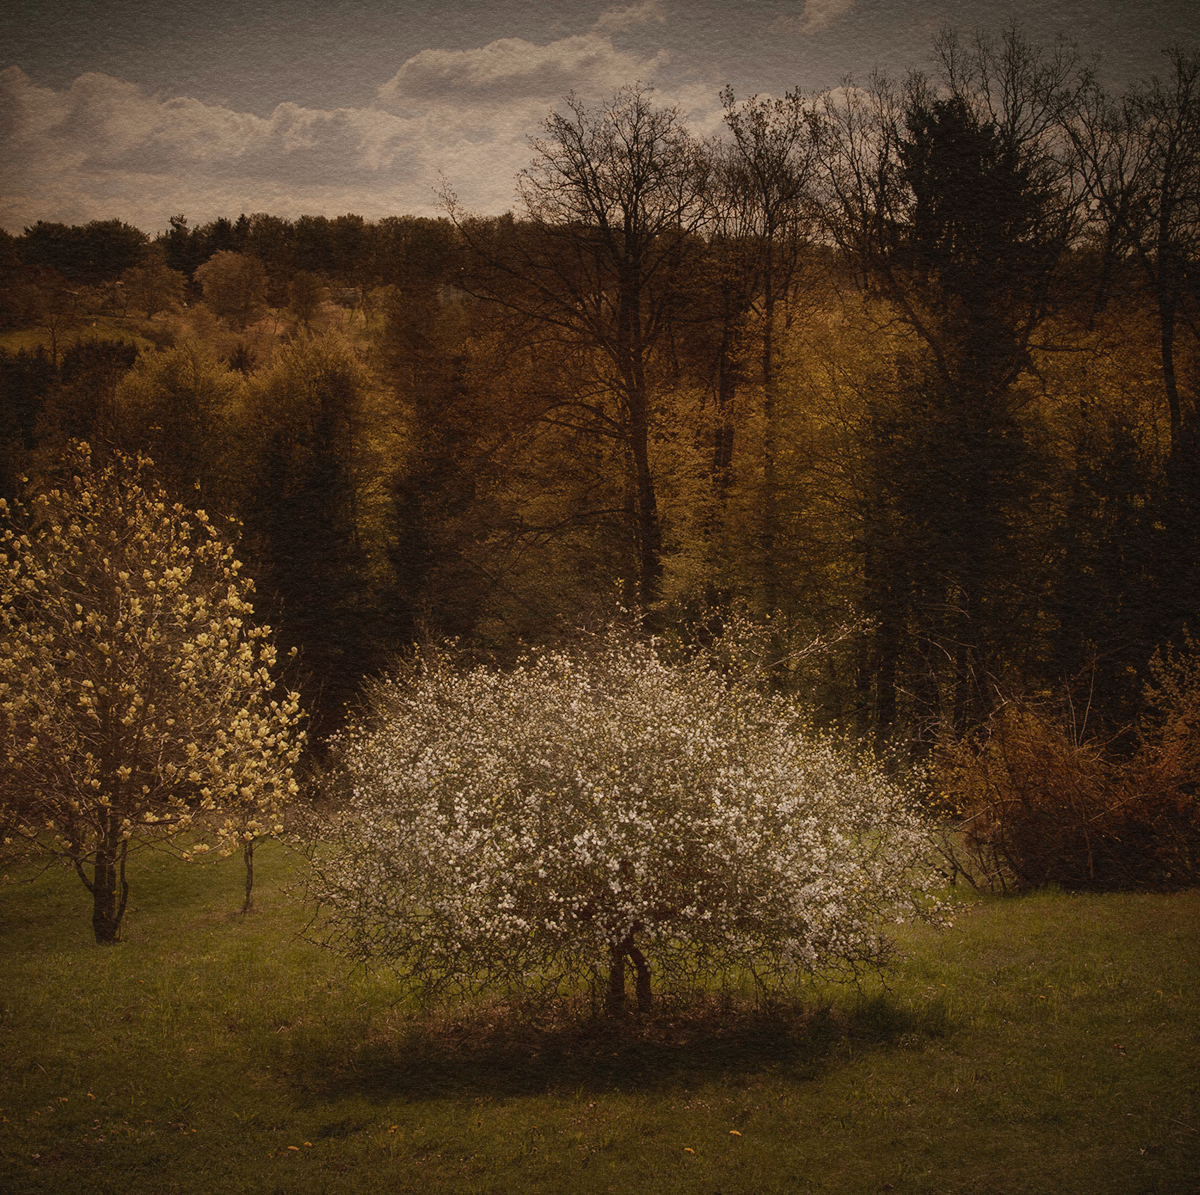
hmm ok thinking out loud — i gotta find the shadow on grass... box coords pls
[289,989,953,1106]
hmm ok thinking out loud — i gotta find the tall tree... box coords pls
[1063,48,1200,688]
[1069,48,1200,454]
[235,334,381,736]
[715,87,819,610]
[452,84,710,609]
[816,30,1081,741]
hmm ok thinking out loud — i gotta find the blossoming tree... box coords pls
[0,445,304,942]
[309,628,936,1012]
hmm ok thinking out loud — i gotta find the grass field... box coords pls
[1,840,1196,1193]
[0,318,161,358]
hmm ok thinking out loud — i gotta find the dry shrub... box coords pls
[936,665,1200,891]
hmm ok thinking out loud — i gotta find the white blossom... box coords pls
[308,626,939,1006]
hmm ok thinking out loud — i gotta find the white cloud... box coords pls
[772,0,855,36]
[0,3,724,235]
[376,5,671,109]
[0,66,433,231]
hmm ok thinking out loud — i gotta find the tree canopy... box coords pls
[0,446,304,940]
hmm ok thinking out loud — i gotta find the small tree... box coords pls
[287,270,327,334]
[0,445,304,941]
[194,251,268,330]
[120,252,186,320]
[309,627,936,1013]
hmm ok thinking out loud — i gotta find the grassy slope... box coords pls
[0,318,160,357]
[0,842,1196,1194]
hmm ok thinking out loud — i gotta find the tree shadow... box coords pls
[288,990,951,1106]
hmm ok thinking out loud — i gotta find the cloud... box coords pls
[772,0,855,36]
[592,0,668,35]
[0,66,436,231]
[0,3,723,235]
[377,7,671,109]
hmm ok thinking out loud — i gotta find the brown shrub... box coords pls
[935,668,1200,892]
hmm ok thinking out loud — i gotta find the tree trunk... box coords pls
[1159,280,1182,456]
[79,828,129,944]
[628,942,653,1013]
[761,273,779,614]
[628,383,663,609]
[605,937,653,1015]
[873,608,901,757]
[605,942,627,1015]
[241,839,255,914]
[712,338,737,497]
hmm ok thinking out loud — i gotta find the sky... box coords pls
[2,0,1197,235]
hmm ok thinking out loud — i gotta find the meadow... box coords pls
[1,841,1196,1193]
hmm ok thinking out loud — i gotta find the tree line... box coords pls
[1,28,1198,758]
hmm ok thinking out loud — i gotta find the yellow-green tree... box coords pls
[120,251,186,320]
[194,250,268,329]
[0,445,304,940]
[117,342,242,507]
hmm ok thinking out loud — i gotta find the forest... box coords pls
[1,31,1198,846]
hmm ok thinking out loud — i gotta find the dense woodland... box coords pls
[2,31,1198,764]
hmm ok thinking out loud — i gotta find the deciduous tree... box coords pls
[194,251,269,330]
[815,30,1080,740]
[0,445,304,940]
[716,88,819,609]
[308,625,936,1012]
[120,251,186,320]
[452,84,710,608]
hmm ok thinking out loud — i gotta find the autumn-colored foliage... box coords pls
[937,663,1200,891]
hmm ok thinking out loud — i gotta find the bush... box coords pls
[936,678,1200,891]
[307,627,938,1013]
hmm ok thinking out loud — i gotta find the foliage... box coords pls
[0,444,304,940]
[287,270,327,332]
[308,626,937,1011]
[17,219,149,285]
[936,673,1200,891]
[33,338,141,465]
[117,341,242,505]
[194,251,269,329]
[120,253,186,320]
[2,33,1199,800]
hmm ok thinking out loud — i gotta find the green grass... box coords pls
[0,318,160,357]
[1,843,1197,1193]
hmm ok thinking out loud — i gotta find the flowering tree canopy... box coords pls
[0,445,304,942]
[309,629,937,1012]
